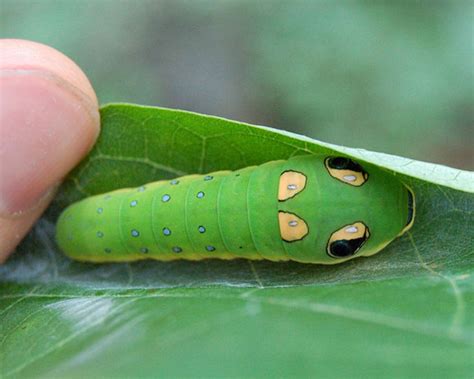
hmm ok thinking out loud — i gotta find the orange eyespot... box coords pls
[327,222,370,258]
[325,157,368,186]
[278,171,307,201]
[278,211,309,242]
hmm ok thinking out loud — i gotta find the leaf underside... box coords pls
[1,104,473,378]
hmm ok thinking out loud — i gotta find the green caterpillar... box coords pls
[56,155,415,264]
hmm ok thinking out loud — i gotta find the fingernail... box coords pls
[0,69,99,217]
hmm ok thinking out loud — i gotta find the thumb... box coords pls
[0,39,100,262]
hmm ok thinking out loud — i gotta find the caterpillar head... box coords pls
[280,156,415,264]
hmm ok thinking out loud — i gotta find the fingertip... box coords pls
[0,39,101,260]
[0,39,99,109]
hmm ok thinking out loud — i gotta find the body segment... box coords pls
[56,155,415,264]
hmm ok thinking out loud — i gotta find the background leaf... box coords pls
[2,1,472,169]
[1,104,473,378]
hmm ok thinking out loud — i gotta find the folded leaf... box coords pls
[1,104,472,378]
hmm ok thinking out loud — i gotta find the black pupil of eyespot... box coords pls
[330,240,355,257]
[328,157,363,172]
[330,237,366,258]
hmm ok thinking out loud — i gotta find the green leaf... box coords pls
[1,104,473,378]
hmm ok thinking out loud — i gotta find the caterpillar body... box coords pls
[56,155,415,264]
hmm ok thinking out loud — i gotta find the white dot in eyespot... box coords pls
[345,226,358,233]
[289,220,298,227]
[287,184,298,190]
[343,175,357,182]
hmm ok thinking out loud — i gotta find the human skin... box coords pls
[0,39,100,262]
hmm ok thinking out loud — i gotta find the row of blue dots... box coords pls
[169,175,213,184]
[99,191,207,209]
[99,224,215,254]
[160,191,206,202]
[101,246,217,254]
[161,225,209,236]
[98,188,210,214]
[101,244,217,254]
[97,225,208,239]
[101,173,218,200]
